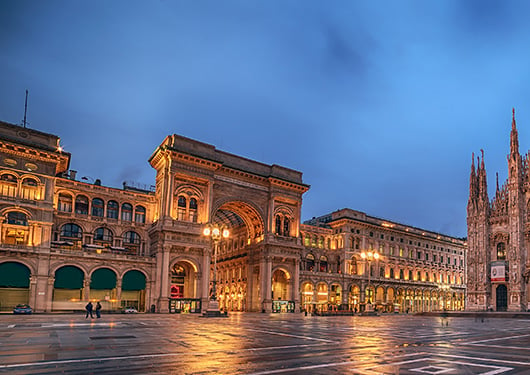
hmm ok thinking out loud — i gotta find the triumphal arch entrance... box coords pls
[148,134,309,313]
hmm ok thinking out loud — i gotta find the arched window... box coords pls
[319,256,328,272]
[306,254,315,271]
[283,218,290,237]
[60,223,83,239]
[58,193,73,212]
[303,235,310,247]
[350,258,357,275]
[107,200,118,219]
[123,231,140,244]
[408,270,413,280]
[121,203,133,221]
[135,205,146,223]
[0,173,17,197]
[92,198,104,217]
[380,267,385,278]
[399,269,404,280]
[389,268,395,279]
[75,195,89,215]
[177,196,186,220]
[497,243,506,260]
[21,178,39,200]
[275,215,282,235]
[7,211,28,226]
[189,198,198,222]
[94,227,113,246]
[123,231,140,254]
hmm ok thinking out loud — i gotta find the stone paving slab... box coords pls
[1,313,530,374]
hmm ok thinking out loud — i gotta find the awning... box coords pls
[122,270,146,291]
[0,262,30,288]
[90,268,117,290]
[54,266,84,289]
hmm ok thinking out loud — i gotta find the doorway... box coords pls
[496,284,508,311]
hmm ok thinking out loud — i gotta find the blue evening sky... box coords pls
[2,0,530,238]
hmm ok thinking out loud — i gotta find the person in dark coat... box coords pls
[95,302,102,318]
[85,302,94,319]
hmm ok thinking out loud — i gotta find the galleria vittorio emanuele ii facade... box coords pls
[0,119,466,314]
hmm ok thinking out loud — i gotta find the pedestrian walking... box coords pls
[85,301,94,319]
[95,301,102,318]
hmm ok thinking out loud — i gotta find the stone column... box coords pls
[46,277,54,312]
[293,259,300,311]
[83,279,91,301]
[260,256,272,312]
[201,247,211,313]
[157,247,171,313]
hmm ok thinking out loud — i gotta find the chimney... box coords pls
[69,170,77,180]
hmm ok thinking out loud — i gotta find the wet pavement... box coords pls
[1,312,530,374]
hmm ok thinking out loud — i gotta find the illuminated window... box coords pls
[497,243,506,260]
[21,178,39,200]
[0,173,17,197]
[58,193,73,212]
[306,254,315,271]
[319,256,328,272]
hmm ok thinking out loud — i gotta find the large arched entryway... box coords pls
[121,270,147,312]
[0,262,31,311]
[496,284,508,311]
[53,265,84,311]
[90,268,117,311]
[272,269,294,312]
[169,261,200,313]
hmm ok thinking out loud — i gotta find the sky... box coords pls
[2,0,530,239]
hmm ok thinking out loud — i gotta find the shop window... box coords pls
[92,198,104,217]
[135,205,146,223]
[107,200,118,219]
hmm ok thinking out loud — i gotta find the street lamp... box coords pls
[361,250,379,313]
[203,223,229,317]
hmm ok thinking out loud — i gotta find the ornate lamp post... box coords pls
[203,223,229,317]
[361,250,379,313]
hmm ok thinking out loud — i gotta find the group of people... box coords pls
[85,301,102,319]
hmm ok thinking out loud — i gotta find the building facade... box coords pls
[0,120,465,314]
[467,110,530,312]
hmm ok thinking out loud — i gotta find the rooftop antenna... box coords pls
[22,89,28,128]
